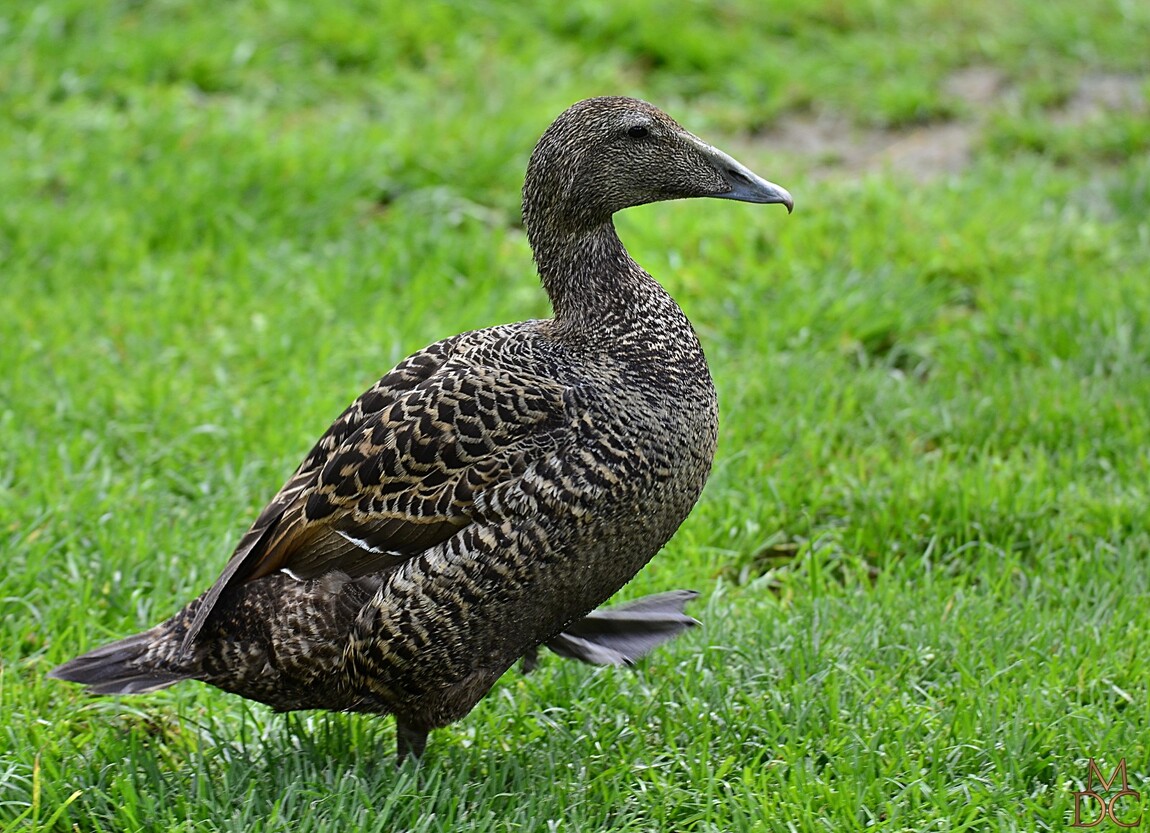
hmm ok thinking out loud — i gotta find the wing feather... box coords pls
[180,342,572,654]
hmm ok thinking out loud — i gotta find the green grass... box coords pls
[2,0,1150,830]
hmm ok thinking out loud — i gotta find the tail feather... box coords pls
[49,631,189,695]
[524,589,700,672]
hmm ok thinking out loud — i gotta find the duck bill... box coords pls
[686,135,794,212]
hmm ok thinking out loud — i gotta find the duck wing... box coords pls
[180,340,574,654]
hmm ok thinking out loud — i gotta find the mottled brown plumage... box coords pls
[50,97,792,761]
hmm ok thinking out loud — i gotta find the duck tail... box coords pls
[48,630,189,695]
[523,589,700,672]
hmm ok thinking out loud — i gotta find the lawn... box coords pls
[2,1,1150,830]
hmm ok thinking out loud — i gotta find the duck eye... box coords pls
[626,125,650,139]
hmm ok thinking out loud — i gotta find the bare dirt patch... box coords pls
[746,69,1146,182]
[944,66,1006,108]
[1051,73,1147,126]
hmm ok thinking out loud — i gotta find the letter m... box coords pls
[1087,758,1131,793]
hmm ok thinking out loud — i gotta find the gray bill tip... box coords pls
[724,172,794,213]
[688,134,794,212]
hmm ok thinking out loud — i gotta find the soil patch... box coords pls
[744,69,1146,182]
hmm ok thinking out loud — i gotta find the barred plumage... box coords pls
[50,97,792,761]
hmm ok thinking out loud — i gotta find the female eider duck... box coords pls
[51,97,793,761]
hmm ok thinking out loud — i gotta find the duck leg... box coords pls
[396,719,428,764]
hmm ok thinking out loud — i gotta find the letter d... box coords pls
[1073,790,1106,827]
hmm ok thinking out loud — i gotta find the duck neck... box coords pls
[530,221,655,331]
